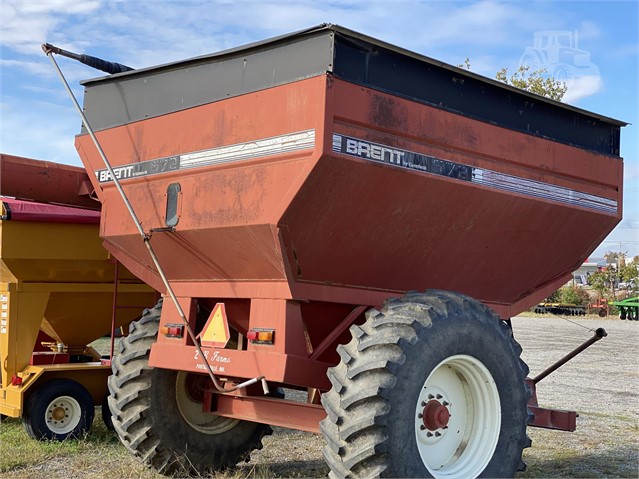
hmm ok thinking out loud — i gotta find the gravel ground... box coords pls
[514,315,639,478]
[239,315,639,477]
[513,315,638,420]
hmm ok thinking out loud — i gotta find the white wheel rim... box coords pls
[45,395,82,435]
[175,372,239,435]
[414,354,501,478]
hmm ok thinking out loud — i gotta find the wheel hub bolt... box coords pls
[422,399,451,431]
[52,407,66,421]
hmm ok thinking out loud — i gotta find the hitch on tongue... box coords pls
[527,328,607,431]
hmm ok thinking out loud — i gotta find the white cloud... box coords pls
[0,1,561,73]
[1,7,56,53]
[562,75,604,103]
[0,98,82,165]
[0,58,52,77]
[15,0,100,15]
[577,20,601,41]
[0,0,101,54]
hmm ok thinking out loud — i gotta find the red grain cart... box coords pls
[54,25,625,478]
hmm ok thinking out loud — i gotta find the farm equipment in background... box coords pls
[534,302,587,316]
[0,154,156,440]
[535,297,610,317]
[588,297,609,317]
[614,297,639,320]
[44,24,625,478]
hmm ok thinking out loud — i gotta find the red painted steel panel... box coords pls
[149,342,332,390]
[75,75,622,316]
[70,33,625,436]
[0,154,98,209]
[29,352,70,365]
[280,78,621,312]
[2,197,100,224]
[76,76,327,291]
[528,406,577,432]
[209,393,325,433]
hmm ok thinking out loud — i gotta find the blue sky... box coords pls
[1,0,637,256]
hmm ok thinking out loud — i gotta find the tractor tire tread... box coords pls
[107,300,271,476]
[320,290,531,478]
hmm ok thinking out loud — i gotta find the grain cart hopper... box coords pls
[45,24,625,478]
[0,154,156,440]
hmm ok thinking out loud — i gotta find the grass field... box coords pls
[1,316,637,478]
[0,414,154,479]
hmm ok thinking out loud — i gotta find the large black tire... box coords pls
[320,290,531,478]
[101,393,114,431]
[108,300,272,476]
[22,379,94,441]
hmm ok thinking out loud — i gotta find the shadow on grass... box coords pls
[519,446,639,478]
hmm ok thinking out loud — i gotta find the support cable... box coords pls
[548,312,595,333]
[43,44,267,395]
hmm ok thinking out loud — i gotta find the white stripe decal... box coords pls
[96,129,315,183]
[179,130,315,169]
[332,133,617,215]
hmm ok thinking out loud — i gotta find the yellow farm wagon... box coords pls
[0,154,155,439]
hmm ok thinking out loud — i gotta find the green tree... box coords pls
[543,289,561,303]
[604,251,623,263]
[495,66,567,101]
[589,270,609,298]
[457,59,568,101]
[560,285,590,306]
[619,261,638,284]
[458,57,471,70]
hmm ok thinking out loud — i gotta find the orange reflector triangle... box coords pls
[198,303,230,348]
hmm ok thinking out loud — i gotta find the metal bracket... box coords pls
[526,328,607,432]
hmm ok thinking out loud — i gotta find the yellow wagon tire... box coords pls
[22,379,94,441]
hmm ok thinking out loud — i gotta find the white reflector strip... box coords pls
[96,129,315,183]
